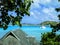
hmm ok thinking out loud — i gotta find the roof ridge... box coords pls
[11,31,20,41]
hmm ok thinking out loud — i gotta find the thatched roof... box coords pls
[0,29,40,45]
[26,36,40,45]
[0,29,30,45]
[1,29,27,39]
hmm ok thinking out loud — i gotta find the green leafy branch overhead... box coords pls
[0,0,33,30]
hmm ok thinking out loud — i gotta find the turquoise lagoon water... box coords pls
[0,25,60,41]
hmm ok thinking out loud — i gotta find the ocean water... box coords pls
[20,25,52,41]
[0,25,53,41]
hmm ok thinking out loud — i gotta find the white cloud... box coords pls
[42,7,55,14]
[29,0,59,23]
[42,7,58,21]
[40,0,51,4]
[31,0,52,9]
[30,12,38,19]
[33,0,51,4]
[42,8,50,14]
[33,0,40,3]
[31,0,40,8]
[30,11,40,20]
[30,7,58,22]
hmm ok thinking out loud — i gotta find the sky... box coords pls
[0,0,60,24]
[21,0,60,24]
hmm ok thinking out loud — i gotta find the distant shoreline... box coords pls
[22,24,40,26]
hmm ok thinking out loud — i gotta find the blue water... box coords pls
[0,25,53,41]
[21,26,53,41]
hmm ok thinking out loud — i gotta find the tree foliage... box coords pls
[55,8,60,12]
[41,32,60,45]
[40,0,60,45]
[0,0,33,30]
[50,10,60,32]
[50,0,60,32]
[58,0,60,1]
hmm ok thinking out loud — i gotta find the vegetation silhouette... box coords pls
[40,0,60,45]
[41,32,60,45]
[0,0,33,30]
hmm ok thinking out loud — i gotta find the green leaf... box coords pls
[25,10,30,16]
[10,0,14,3]
[15,21,19,25]
[3,25,8,30]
